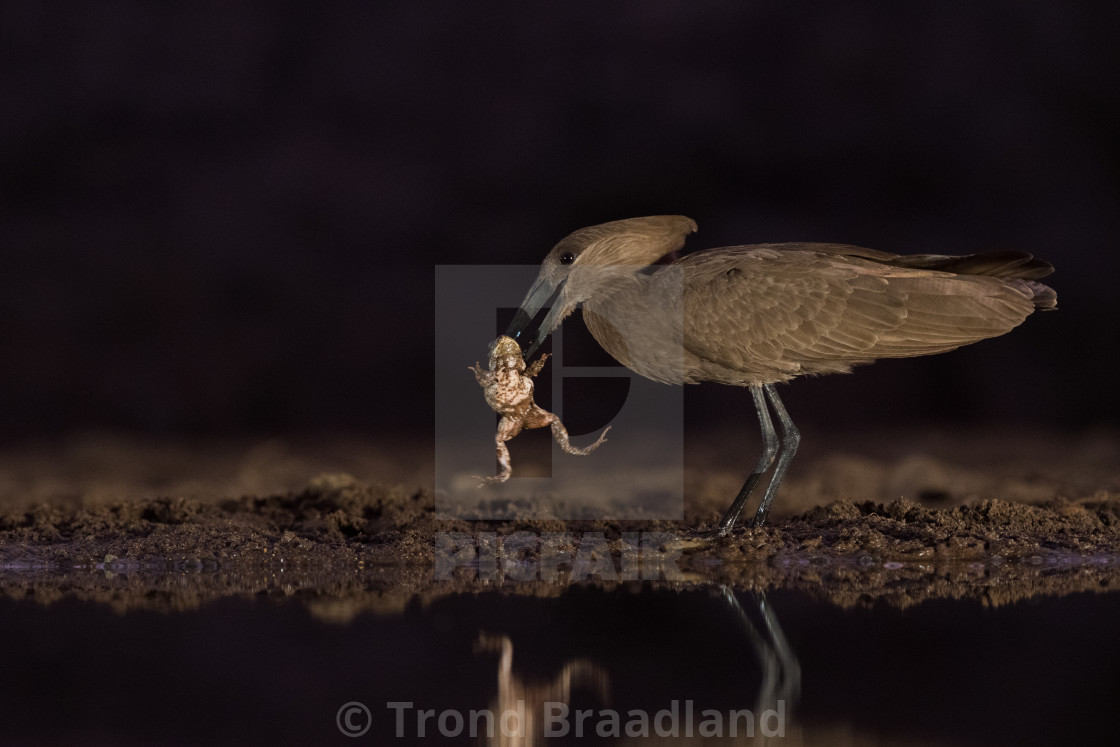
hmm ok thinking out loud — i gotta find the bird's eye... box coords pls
[559,252,575,265]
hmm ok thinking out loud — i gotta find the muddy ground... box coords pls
[1,427,1118,615]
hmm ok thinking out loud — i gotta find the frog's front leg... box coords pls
[468,362,494,386]
[524,353,550,378]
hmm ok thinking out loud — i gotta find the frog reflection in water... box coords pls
[469,335,610,485]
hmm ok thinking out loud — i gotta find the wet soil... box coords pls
[2,428,1118,613]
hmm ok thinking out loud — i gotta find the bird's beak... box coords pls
[505,274,567,358]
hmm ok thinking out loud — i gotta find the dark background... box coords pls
[2,0,1117,439]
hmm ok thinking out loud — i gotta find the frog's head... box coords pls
[487,335,524,370]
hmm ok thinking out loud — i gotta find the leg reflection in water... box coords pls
[721,586,802,740]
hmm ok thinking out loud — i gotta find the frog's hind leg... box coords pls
[476,417,521,485]
[545,412,611,456]
[476,439,512,485]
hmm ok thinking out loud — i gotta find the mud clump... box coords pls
[696,494,1120,564]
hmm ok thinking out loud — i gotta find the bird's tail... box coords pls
[887,250,1053,278]
[1005,278,1058,310]
[887,251,1057,310]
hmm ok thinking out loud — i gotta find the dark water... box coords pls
[1,574,1118,746]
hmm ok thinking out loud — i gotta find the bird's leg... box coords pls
[750,384,800,527]
[707,385,779,537]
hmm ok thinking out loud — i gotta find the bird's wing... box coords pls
[674,245,1036,377]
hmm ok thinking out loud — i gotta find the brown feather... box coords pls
[579,242,1055,386]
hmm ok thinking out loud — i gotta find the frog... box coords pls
[469,335,610,484]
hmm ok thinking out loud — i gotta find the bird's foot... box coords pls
[695,515,773,540]
[750,510,771,528]
[684,518,736,541]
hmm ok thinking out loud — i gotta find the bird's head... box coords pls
[506,216,696,356]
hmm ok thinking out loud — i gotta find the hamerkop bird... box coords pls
[506,216,1056,535]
